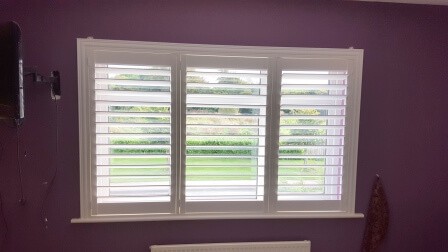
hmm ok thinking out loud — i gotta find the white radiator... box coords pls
[150,241,311,252]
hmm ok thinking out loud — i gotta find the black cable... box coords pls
[0,192,7,252]
[0,142,9,252]
[40,99,59,229]
[15,122,26,205]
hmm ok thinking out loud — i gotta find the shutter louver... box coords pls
[93,59,175,214]
[277,60,349,206]
[184,56,268,212]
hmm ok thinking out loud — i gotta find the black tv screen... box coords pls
[0,21,23,121]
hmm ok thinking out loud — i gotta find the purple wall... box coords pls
[1,1,448,251]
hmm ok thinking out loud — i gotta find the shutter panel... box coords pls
[92,51,176,215]
[276,58,350,211]
[183,55,268,213]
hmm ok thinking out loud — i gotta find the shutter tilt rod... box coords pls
[24,67,61,100]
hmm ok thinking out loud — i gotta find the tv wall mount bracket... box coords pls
[24,67,61,100]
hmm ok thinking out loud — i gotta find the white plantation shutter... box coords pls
[183,55,269,213]
[77,40,363,221]
[91,51,177,215]
[276,58,357,212]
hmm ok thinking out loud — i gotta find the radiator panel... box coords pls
[151,241,311,252]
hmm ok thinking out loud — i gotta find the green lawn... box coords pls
[109,157,326,189]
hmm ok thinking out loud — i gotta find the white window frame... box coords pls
[73,38,364,223]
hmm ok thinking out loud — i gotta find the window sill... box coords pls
[71,212,364,224]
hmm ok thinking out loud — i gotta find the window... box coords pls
[75,39,363,222]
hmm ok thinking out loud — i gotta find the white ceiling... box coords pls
[354,0,448,6]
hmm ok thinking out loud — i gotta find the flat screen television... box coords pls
[0,21,24,121]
